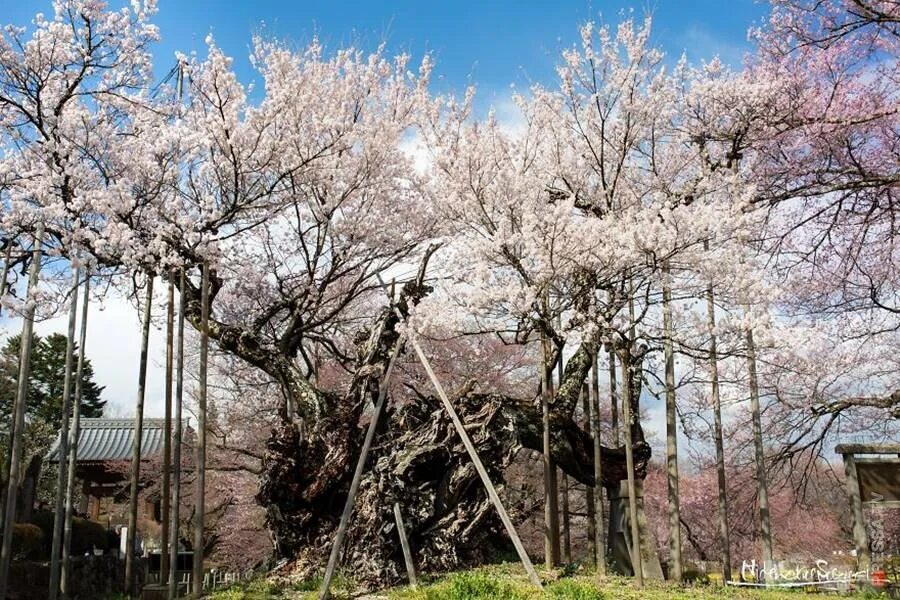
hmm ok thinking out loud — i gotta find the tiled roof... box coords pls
[46,418,182,463]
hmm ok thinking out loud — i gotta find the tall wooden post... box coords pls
[48,265,81,600]
[126,275,154,595]
[561,473,572,563]
[746,325,773,568]
[588,352,615,575]
[541,335,561,568]
[168,270,186,600]
[557,344,571,564]
[661,267,682,581]
[167,62,185,598]
[608,349,619,445]
[0,241,12,539]
[620,347,643,587]
[581,385,597,566]
[193,264,209,598]
[706,281,732,583]
[62,273,91,598]
[589,354,606,574]
[160,279,174,582]
[0,224,44,599]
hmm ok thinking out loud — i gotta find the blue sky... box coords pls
[7,1,769,109]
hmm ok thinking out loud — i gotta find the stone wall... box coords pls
[8,555,147,600]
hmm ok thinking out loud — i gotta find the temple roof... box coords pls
[46,418,183,463]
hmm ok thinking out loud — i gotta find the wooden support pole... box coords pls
[557,338,571,564]
[168,270,186,600]
[49,264,81,600]
[746,325,773,568]
[168,62,185,600]
[561,474,572,563]
[541,334,561,568]
[620,349,643,588]
[582,385,596,567]
[126,275,154,596]
[0,241,12,539]
[623,284,643,588]
[0,224,44,599]
[318,334,405,600]
[193,264,209,598]
[406,325,543,588]
[160,279,174,582]
[661,266,682,582]
[608,349,619,445]
[589,354,606,575]
[62,272,90,598]
[393,503,418,588]
[706,280,732,583]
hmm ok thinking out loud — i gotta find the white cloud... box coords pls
[677,25,747,68]
[2,286,171,419]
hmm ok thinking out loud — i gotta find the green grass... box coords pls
[208,563,887,600]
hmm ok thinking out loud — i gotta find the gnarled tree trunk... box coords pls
[177,274,651,588]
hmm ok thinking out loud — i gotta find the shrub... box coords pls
[70,517,109,555]
[29,510,110,556]
[11,523,44,559]
[27,510,54,555]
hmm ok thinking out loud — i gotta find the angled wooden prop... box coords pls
[318,332,406,600]
[402,316,543,588]
[373,271,542,589]
[393,502,418,588]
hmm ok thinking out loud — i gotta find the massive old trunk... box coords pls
[251,331,650,587]
[177,273,650,587]
[257,388,651,587]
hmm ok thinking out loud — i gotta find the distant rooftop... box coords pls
[46,418,185,463]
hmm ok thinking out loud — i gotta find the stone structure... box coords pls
[835,442,900,571]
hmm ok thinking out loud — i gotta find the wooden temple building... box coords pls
[46,418,172,527]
